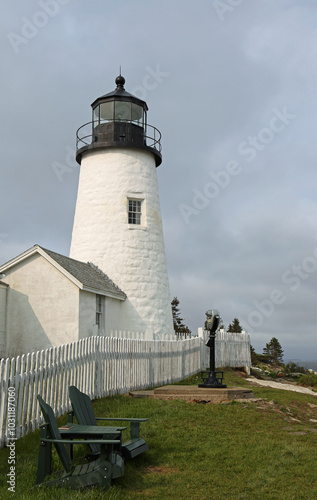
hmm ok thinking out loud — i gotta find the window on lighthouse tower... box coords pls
[128,199,142,225]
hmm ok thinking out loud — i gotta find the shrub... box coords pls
[284,362,308,375]
[298,373,317,387]
[256,353,271,364]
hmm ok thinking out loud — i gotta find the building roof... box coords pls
[40,247,127,300]
[91,74,148,110]
[0,245,126,301]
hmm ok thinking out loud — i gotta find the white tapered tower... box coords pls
[69,75,174,336]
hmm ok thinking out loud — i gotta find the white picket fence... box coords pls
[0,335,201,448]
[0,330,251,448]
[199,329,251,372]
[105,329,190,341]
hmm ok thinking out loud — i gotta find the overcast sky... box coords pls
[1,0,317,361]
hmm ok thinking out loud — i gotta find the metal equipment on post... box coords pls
[198,310,227,388]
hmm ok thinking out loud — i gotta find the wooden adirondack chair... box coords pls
[36,395,123,490]
[68,386,148,459]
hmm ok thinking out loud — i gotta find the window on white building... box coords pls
[96,294,103,330]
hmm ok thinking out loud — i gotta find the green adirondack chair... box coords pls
[36,395,123,490]
[68,386,148,459]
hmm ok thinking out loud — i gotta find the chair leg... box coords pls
[36,425,52,485]
[130,421,141,440]
[70,462,113,489]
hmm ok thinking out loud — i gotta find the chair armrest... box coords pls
[95,417,148,422]
[41,438,120,445]
[95,418,147,440]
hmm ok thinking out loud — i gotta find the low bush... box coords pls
[298,372,317,387]
[254,353,271,364]
[284,362,308,375]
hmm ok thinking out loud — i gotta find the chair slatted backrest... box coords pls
[37,395,71,472]
[69,386,99,454]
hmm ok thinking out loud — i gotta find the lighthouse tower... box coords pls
[69,75,174,336]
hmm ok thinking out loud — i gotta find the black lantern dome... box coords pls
[76,75,162,166]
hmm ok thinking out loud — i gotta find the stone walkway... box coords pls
[246,376,317,396]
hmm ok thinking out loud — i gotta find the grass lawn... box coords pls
[1,369,317,499]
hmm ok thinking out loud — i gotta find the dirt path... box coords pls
[246,376,317,396]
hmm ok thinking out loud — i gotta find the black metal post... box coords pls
[198,310,227,388]
[209,334,215,373]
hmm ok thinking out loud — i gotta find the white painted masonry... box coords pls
[2,253,79,356]
[70,147,174,336]
[0,246,126,357]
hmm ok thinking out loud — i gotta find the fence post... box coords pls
[181,342,185,380]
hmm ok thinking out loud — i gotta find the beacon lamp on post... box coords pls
[198,310,227,388]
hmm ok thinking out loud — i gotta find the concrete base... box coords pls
[130,385,255,403]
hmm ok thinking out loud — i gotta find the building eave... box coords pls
[0,245,126,301]
[81,285,126,301]
[0,245,84,289]
[0,245,39,272]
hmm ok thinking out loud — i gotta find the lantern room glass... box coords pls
[93,101,145,129]
[114,101,131,121]
[131,103,143,126]
[100,102,114,122]
[93,107,99,128]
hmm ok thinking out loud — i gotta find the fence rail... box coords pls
[0,331,250,448]
[105,329,191,341]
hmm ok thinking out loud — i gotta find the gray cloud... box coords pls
[1,0,317,360]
